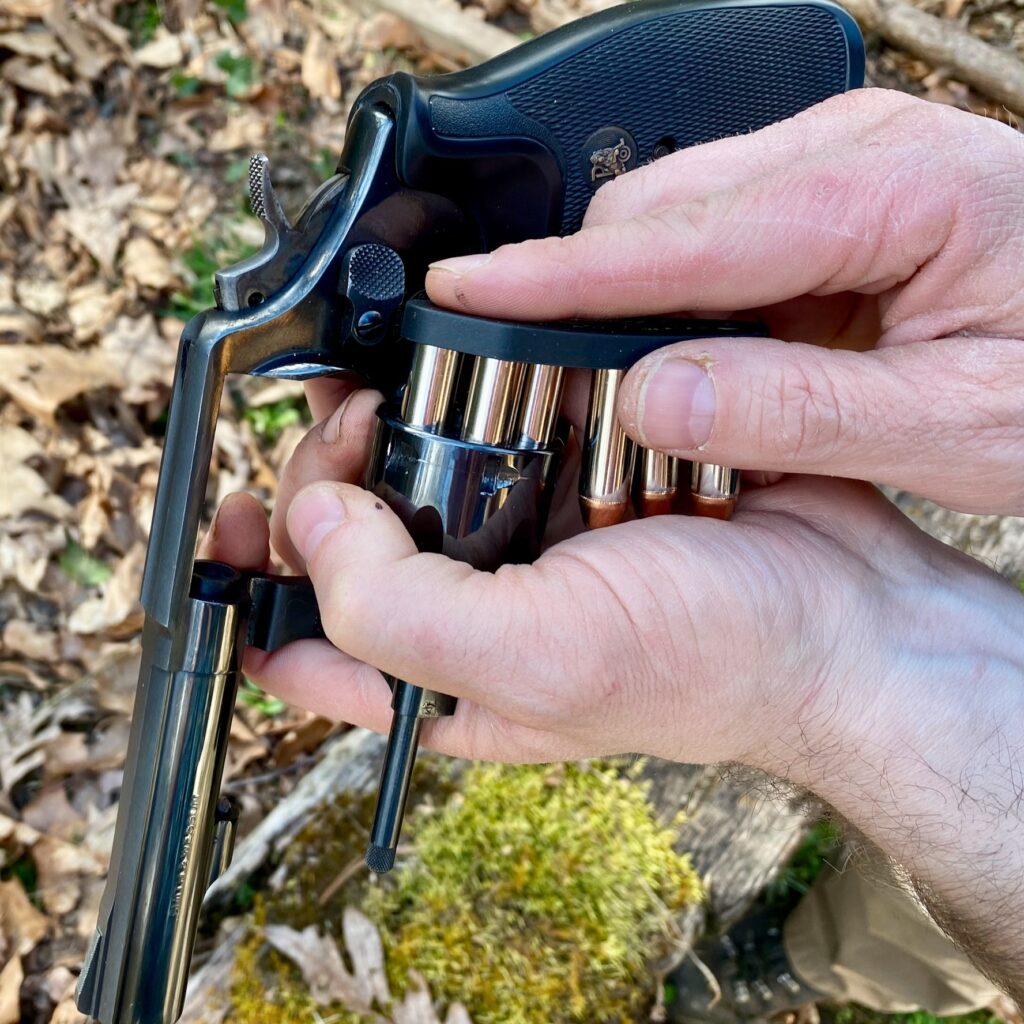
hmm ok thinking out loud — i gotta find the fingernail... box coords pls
[428,253,492,276]
[289,486,347,562]
[320,393,354,445]
[639,357,716,450]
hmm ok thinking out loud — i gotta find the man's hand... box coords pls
[428,89,1024,515]
[213,88,1024,997]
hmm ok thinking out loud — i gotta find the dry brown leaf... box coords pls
[44,718,130,780]
[0,879,49,957]
[2,0,53,15]
[0,462,70,520]
[0,31,62,61]
[20,787,84,840]
[0,526,65,592]
[34,834,107,916]
[60,183,139,277]
[76,638,138,713]
[0,956,22,1024]
[0,813,41,852]
[0,345,123,419]
[134,29,186,69]
[302,26,341,100]
[127,158,187,216]
[67,121,130,192]
[49,994,88,1024]
[43,967,85,1024]
[45,5,118,81]
[1,56,70,98]
[67,281,127,341]
[264,920,378,1012]
[15,276,66,316]
[67,543,145,636]
[0,693,60,798]
[357,13,418,52]
[0,308,42,344]
[0,424,71,520]
[99,314,176,403]
[393,972,472,1024]
[343,907,391,1007]
[272,715,335,767]
[123,236,179,291]
[2,620,59,663]
[207,108,267,153]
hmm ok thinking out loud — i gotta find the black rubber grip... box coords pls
[368,0,863,243]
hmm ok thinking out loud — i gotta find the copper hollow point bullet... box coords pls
[690,462,740,520]
[580,368,635,528]
[634,447,680,518]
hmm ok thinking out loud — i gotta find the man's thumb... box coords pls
[616,336,1024,514]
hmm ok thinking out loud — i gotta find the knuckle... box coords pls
[765,359,850,463]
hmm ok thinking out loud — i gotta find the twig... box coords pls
[318,855,367,905]
[318,844,415,906]
[837,0,1024,114]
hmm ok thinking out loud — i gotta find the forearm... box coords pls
[763,563,1024,1000]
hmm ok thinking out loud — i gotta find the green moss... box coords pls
[366,760,702,1023]
[230,760,700,1023]
[266,760,456,931]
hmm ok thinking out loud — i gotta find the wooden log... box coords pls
[641,762,814,962]
[837,0,1024,114]
[347,0,520,66]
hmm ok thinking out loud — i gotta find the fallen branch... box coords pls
[349,0,520,66]
[837,0,1024,114]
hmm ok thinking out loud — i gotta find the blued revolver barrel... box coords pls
[76,563,247,1024]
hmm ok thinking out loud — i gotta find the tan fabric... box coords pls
[784,860,1000,1013]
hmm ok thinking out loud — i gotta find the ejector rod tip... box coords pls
[365,843,397,874]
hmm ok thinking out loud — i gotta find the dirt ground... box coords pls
[1,1,1022,1022]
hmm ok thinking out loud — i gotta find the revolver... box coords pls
[77,2,864,1021]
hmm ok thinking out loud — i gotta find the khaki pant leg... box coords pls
[783,858,999,1014]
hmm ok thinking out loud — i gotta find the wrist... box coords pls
[754,558,1024,992]
[758,557,1024,813]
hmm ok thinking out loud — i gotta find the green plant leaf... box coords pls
[213,0,248,24]
[216,52,256,99]
[59,540,113,587]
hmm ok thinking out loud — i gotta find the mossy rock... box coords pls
[230,759,702,1023]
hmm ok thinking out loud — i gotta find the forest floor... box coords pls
[1,1,1023,1022]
